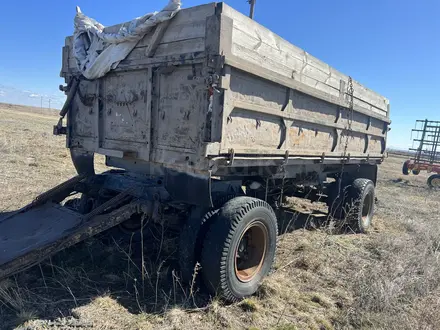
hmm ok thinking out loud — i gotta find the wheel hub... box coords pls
[235,221,268,283]
[431,178,440,188]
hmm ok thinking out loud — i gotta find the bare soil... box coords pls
[1,105,440,330]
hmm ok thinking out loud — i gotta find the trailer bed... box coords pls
[0,203,82,266]
[60,2,390,177]
[0,177,139,281]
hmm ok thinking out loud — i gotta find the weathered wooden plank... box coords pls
[155,42,203,59]
[61,46,70,76]
[157,39,198,59]
[231,28,303,76]
[161,20,207,44]
[145,20,171,57]
[231,43,340,99]
[137,20,207,47]
[137,3,216,47]
[228,46,343,106]
[164,3,216,28]
[68,42,207,72]
[65,36,77,71]
[117,54,205,70]
[205,12,221,55]
[69,40,206,69]
[228,68,286,112]
[351,80,390,110]
[231,26,338,92]
[230,27,388,114]
[221,4,306,63]
[220,3,389,114]
[68,57,77,70]
[124,37,206,62]
[145,67,153,159]
[224,110,282,151]
[231,100,385,139]
[224,57,390,123]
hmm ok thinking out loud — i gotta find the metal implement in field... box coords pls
[0,1,390,302]
[403,119,440,188]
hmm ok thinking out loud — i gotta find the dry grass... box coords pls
[1,106,440,329]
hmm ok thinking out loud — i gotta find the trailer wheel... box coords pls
[77,194,96,214]
[201,197,278,302]
[346,179,375,233]
[64,194,95,214]
[402,161,410,175]
[178,207,219,284]
[427,174,440,189]
[178,194,239,284]
[64,198,80,210]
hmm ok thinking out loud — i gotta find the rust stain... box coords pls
[288,127,306,147]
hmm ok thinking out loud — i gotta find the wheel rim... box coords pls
[431,178,440,188]
[235,221,268,283]
[361,191,374,227]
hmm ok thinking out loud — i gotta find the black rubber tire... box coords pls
[402,161,410,175]
[200,197,278,302]
[345,178,375,233]
[63,194,95,214]
[113,213,150,244]
[178,207,219,285]
[178,194,239,284]
[427,174,440,189]
[64,198,80,211]
[77,193,96,214]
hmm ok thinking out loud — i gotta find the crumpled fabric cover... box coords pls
[73,0,181,79]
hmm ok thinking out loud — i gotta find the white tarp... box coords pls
[73,0,181,80]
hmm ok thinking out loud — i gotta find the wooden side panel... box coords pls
[70,80,99,140]
[221,67,387,158]
[286,124,334,152]
[224,110,282,151]
[125,38,206,61]
[101,72,149,143]
[152,64,208,154]
[220,4,389,118]
[66,4,216,71]
[138,4,216,46]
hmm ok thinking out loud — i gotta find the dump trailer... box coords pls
[0,1,390,302]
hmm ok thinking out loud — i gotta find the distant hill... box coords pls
[387,147,413,156]
[0,102,59,116]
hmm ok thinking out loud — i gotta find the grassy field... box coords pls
[1,106,440,330]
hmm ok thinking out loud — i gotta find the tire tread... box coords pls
[347,178,374,233]
[201,197,278,302]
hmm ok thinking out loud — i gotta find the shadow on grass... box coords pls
[277,207,336,235]
[1,207,344,329]
[0,223,211,329]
